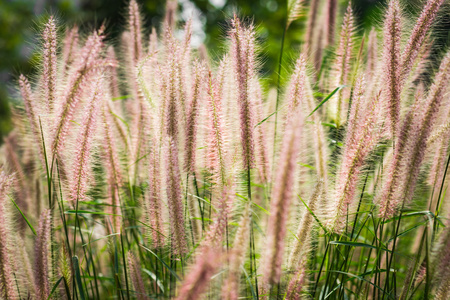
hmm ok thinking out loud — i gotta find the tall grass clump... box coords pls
[1,0,450,299]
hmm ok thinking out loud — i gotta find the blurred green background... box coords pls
[0,0,449,144]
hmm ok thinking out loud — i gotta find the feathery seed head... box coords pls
[0,172,17,299]
[69,76,103,202]
[263,109,303,285]
[34,209,51,300]
[185,60,206,173]
[166,138,187,256]
[127,251,150,300]
[382,0,402,138]
[176,248,222,300]
[230,15,257,169]
[42,16,58,113]
[401,0,445,80]
[128,0,144,65]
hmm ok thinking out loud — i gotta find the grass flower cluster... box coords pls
[1,0,450,299]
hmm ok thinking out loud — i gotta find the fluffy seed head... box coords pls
[176,249,222,300]
[401,0,445,80]
[42,16,58,113]
[230,15,256,170]
[34,209,51,300]
[0,172,17,299]
[127,251,150,300]
[382,0,402,138]
[263,109,303,285]
[166,138,187,256]
[69,76,103,202]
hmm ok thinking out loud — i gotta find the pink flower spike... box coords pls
[381,0,402,138]
[42,16,57,113]
[34,209,51,300]
[69,76,103,203]
[0,172,18,299]
[166,138,187,256]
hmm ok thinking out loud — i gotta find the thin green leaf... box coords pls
[142,268,165,292]
[387,221,427,243]
[65,210,120,216]
[330,241,392,253]
[241,266,257,300]
[112,95,131,101]
[46,277,64,300]
[73,256,86,300]
[139,244,181,281]
[325,270,395,299]
[8,195,36,235]
[308,85,346,117]
[255,111,277,128]
[82,233,120,247]
[298,162,316,170]
[298,194,329,235]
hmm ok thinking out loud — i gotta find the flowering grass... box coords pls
[1,0,450,299]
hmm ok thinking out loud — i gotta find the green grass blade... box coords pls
[330,241,392,252]
[255,110,277,128]
[140,244,181,281]
[73,256,86,300]
[241,265,257,300]
[308,85,346,117]
[142,268,165,292]
[298,194,329,235]
[8,195,36,235]
[46,277,64,300]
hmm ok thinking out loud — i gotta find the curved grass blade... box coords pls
[139,244,181,281]
[255,110,277,128]
[142,268,165,292]
[325,270,395,299]
[298,194,329,235]
[73,256,86,300]
[46,277,64,300]
[308,85,346,117]
[8,195,36,235]
[330,241,392,253]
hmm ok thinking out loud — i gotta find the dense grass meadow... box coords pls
[1,0,450,298]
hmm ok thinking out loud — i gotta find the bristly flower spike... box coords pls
[69,76,103,202]
[325,0,338,46]
[286,259,307,300]
[206,70,228,188]
[128,0,143,65]
[34,209,51,300]
[127,251,150,300]
[329,3,354,127]
[166,138,187,256]
[146,140,165,248]
[287,0,305,29]
[175,249,222,300]
[332,79,382,231]
[102,103,123,234]
[0,172,18,299]
[51,29,112,156]
[42,16,57,113]
[62,26,79,72]
[19,75,46,165]
[381,0,402,138]
[221,205,251,300]
[185,60,205,174]
[288,180,324,269]
[377,52,450,218]
[401,0,445,80]
[366,28,378,76]
[263,109,303,285]
[230,15,256,170]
